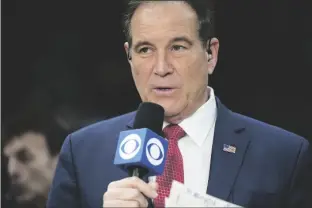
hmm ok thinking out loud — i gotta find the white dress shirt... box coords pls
[149,87,217,194]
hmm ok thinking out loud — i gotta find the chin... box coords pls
[145,94,186,115]
[156,101,184,119]
[163,106,180,117]
[16,192,36,202]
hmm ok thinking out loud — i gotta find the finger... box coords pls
[130,177,158,199]
[107,177,141,189]
[108,177,158,199]
[148,181,158,191]
[104,188,148,207]
[103,199,141,207]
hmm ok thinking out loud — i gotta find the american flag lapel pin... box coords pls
[223,144,236,153]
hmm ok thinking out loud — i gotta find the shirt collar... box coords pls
[163,87,217,146]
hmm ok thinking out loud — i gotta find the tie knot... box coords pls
[163,124,185,142]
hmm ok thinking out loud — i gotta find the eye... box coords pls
[16,148,33,164]
[138,47,152,54]
[171,45,186,51]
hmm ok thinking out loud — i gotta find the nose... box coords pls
[154,52,173,77]
[8,159,21,182]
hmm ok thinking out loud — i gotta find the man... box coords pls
[3,114,67,208]
[47,1,312,207]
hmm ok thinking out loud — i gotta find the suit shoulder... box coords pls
[232,112,308,146]
[69,111,136,143]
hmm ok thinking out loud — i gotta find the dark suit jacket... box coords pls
[46,98,312,208]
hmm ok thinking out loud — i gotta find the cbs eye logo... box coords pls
[119,134,142,160]
[146,138,165,166]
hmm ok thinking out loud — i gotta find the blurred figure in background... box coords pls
[2,112,69,208]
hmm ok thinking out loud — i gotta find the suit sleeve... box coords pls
[46,134,81,208]
[286,139,312,208]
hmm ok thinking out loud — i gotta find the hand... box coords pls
[103,176,158,207]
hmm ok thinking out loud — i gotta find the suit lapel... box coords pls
[207,98,250,201]
[126,111,136,129]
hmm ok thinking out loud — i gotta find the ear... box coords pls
[206,37,219,75]
[124,42,132,62]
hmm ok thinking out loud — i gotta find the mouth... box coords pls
[8,183,26,197]
[156,87,173,91]
[153,87,176,95]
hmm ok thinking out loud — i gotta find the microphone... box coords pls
[114,102,168,179]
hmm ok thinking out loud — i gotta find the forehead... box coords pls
[3,132,48,156]
[131,1,199,41]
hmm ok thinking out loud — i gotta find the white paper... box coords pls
[166,180,243,207]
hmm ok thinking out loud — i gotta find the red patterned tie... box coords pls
[154,124,186,208]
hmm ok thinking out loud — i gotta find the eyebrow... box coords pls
[170,36,193,46]
[133,36,193,52]
[134,41,154,52]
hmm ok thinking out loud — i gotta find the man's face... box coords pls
[3,132,58,202]
[125,1,219,123]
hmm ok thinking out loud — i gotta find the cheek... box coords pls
[17,165,31,183]
[132,61,153,87]
[181,57,208,90]
[27,161,51,188]
[131,64,141,76]
[9,160,27,178]
[27,156,49,175]
[28,163,44,179]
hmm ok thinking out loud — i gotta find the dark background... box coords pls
[1,0,311,204]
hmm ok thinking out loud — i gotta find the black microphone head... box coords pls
[133,102,164,135]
